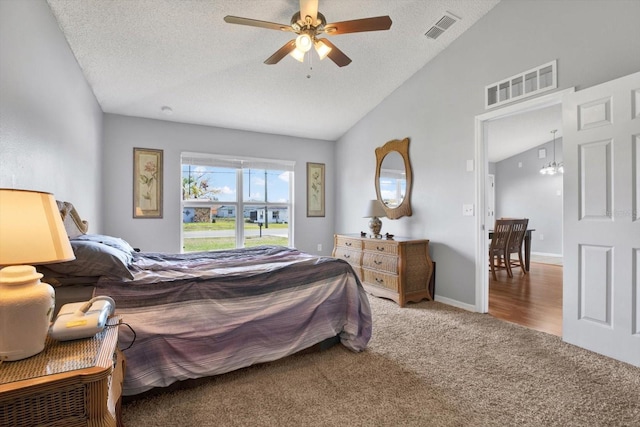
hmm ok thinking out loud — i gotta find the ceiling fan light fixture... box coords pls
[314,39,332,60]
[289,47,306,62]
[295,34,312,52]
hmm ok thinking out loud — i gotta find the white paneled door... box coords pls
[562,71,640,367]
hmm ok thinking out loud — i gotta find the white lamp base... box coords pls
[0,265,55,361]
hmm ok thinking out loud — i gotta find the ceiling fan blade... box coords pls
[318,39,352,67]
[224,16,292,32]
[324,16,392,35]
[264,40,297,65]
[299,0,319,25]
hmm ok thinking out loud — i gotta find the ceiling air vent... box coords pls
[425,12,460,40]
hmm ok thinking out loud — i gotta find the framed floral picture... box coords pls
[133,147,163,218]
[306,162,325,217]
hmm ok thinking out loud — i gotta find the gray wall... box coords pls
[102,114,335,254]
[495,139,563,256]
[3,0,639,309]
[335,0,640,306]
[0,0,103,229]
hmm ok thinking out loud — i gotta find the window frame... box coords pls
[181,152,295,252]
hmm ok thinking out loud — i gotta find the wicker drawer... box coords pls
[363,268,399,292]
[334,247,362,266]
[362,252,398,274]
[363,240,399,256]
[335,236,363,250]
[333,234,433,307]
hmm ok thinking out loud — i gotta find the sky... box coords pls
[182,165,290,203]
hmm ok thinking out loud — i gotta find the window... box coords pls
[485,60,557,109]
[181,153,294,252]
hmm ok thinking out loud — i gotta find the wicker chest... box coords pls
[333,234,434,307]
[0,317,124,427]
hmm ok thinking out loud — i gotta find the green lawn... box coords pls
[183,219,288,252]
[183,219,288,231]
[183,236,288,252]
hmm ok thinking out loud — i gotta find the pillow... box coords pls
[72,234,136,254]
[45,240,134,280]
[35,265,101,287]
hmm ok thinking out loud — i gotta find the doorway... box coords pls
[474,88,575,323]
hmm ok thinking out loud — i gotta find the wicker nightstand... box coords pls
[0,317,124,427]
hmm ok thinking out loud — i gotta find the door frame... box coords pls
[474,87,575,313]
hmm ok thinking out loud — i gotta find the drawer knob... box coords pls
[343,254,350,259]
[374,260,382,265]
[345,242,352,246]
[375,277,384,284]
[376,246,385,251]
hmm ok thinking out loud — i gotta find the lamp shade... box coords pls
[363,199,386,218]
[0,189,74,266]
[289,47,306,62]
[0,189,74,361]
[314,39,332,60]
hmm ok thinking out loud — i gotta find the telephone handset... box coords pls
[49,296,115,341]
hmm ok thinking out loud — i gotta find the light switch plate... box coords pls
[466,159,474,172]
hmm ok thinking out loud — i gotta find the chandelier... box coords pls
[540,129,563,175]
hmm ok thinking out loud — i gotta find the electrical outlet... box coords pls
[317,244,322,252]
[463,204,474,216]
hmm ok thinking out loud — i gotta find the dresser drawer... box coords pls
[335,236,363,250]
[362,252,398,274]
[363,269,399,292]
[363,240,399,256]
[334,247,362,266]
[333,234,433,307]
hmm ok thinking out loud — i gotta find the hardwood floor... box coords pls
[488,261,563,336]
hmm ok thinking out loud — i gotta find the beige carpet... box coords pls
[121,297,639,426]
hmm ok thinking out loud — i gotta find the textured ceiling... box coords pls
[46,0,501,141]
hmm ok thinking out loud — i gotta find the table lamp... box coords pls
[363,199,386,237]
[0,189,75,361]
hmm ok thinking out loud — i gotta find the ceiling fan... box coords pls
[223,0,392,67]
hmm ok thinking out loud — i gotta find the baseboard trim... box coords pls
[531,252,563,258]
[434,295,476,312]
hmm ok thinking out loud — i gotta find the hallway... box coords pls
[489,261,562,336]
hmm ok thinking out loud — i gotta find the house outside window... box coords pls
[181,152,294,252]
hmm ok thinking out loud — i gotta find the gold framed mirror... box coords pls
[375,137,412,219]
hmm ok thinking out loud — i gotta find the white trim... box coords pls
[434,296,477,312]
[485,60,557,109]
[474,88,575,313]
[531,251,563,258]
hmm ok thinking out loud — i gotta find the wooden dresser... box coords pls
[333,234,434,307]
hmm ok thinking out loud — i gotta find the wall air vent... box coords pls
[425,12,460,39]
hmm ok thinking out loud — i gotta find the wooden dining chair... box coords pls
[489,219,512,280]
[506,218,529,276]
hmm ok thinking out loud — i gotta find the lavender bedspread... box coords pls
[94,245,372,396]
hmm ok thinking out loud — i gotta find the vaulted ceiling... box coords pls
[47,0,501,141]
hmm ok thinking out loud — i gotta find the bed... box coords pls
[40,203,372,396]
